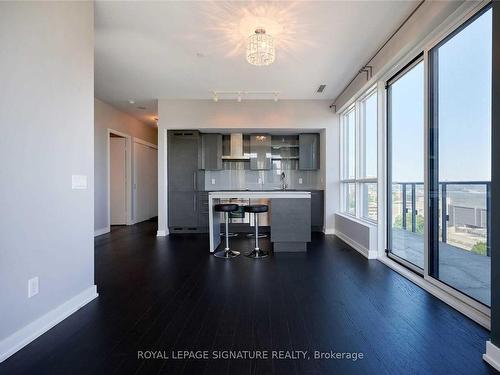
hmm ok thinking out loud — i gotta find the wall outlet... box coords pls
[258,178,263,184]
[28,277,39,298]
[72,174,87,189]
[211,178,216,185]
[298,178,303,184]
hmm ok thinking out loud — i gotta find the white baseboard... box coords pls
[324,228,336,235]
[484,341,500,371]
[157,229,168,237]
[94,227,109,237]
[0,285,98,363]
[335,231,378,259]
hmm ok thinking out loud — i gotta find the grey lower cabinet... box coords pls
[168,191,198,228]
[200,133,222,170]
[299,133,320,170]
[310,190,324,230]
[250,134,271,170]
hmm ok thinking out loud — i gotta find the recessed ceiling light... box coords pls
[128,99,135,104]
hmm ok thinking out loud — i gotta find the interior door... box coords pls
[110,137,127,225]
[134,141,158,223]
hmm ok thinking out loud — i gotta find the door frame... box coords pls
[132,137,158,224]
[107,129,133,227]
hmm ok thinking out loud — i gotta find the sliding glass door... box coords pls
[386,59,425,270]
[429,6,492,306]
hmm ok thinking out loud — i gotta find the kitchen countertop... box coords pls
[205,189,322,192]
[208,190,311,199]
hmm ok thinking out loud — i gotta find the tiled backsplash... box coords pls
[203,169,322,191]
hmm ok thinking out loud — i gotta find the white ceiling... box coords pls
[95,1,419,126]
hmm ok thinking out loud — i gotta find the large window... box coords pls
[387,59,425,270]
[429,6,492,306]
[340,88,378,221]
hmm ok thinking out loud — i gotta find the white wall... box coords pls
[0,1,95,360]
[94,98,157,233]
[157,99,339,236]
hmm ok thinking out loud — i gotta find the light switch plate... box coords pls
[28,277,39,298]
[299,178,303,184]
[258,178,263,184]
[72,175,87,189]
[211,178,216,185]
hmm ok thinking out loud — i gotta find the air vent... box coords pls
[317,84,326,93]
[137,106,147,110]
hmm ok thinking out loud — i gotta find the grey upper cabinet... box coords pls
[168,131,200,192]
[299,133,320,170]
[200,133,222,170]
[250,134,271,170]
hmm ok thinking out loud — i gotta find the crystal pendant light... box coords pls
[246,28,275,66]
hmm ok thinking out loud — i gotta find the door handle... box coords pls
[193,194,197,212]
[193,172,197,191]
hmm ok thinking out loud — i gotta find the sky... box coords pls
[391,8,492,183]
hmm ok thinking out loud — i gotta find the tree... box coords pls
[471,241,487,256]
[394,214,424,234]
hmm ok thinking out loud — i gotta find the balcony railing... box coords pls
[391,181,491,256]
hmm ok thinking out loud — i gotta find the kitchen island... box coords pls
[208,191,311,252]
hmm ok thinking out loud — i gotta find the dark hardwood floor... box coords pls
[0,219,494,374]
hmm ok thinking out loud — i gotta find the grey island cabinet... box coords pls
[270,197,311,252]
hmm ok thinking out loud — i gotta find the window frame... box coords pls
[378,1,492,318]
[340,86,378,223]
[427,3,492,307]
[385,54,425,274]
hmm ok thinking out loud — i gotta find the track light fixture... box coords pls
[212,91,279,102]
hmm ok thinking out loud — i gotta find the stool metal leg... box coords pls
[214,212,240,258]
[246,213,268,259]
[246,212,266,238]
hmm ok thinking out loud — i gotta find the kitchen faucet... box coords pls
[280,172,287,191]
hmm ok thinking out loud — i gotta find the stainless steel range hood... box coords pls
[222,133,250,160]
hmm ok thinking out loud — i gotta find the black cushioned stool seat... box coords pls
[243,204,268,213]
[214,204,239,212]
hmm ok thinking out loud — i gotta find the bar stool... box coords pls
[214,204,240,259]
[244,204,269,259]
